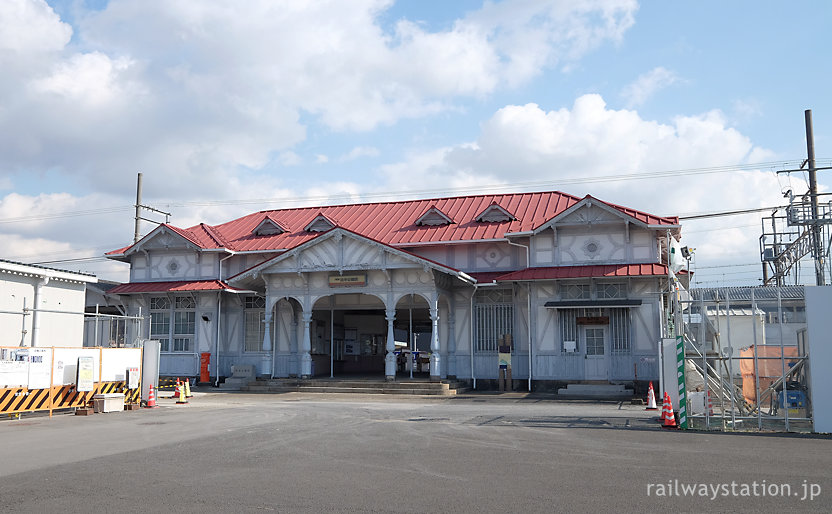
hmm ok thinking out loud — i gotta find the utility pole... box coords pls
[132,172,172,243]
[133,172,143,244]
[805,110,825,286]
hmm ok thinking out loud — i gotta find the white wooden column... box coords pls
[262,309,272,377]
[447,314,456,378]
[301,311,313,378]
[430,305,441,380]
[262,313,272,352]
[291,310,299,377]
[385,308,396,380]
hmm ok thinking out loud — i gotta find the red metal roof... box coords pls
[467,271,512,283]
[495,264,669,281]
[108,280,241,294]
[108,191,679,256]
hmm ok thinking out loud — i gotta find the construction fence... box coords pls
[83,308,145,348]
[0,346,143,417]
[670,286,812,432]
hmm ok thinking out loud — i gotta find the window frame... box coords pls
[149,294,196,354]
[243,296,267,353]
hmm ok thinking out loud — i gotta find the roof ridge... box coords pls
[252,189,579,216]
[200,223,230,248]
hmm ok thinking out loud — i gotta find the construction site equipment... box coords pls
[145,384,157,408]
[0,346,143,418]
[661,392,677,429]
[175,382,188,405]
[670,286,813,432]
[645,382,658,410]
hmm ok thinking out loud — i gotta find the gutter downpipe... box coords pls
[216,253,235,386]
[470,283,478,389]
[31,276,50,347]
[506,238,532,392]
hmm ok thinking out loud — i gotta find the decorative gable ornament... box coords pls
[475,203,516,223]
[415,206,454,226]
[304,213,336,232]
[252,216,287,236]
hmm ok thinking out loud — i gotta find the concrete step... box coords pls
[557,383,634,399]
[241,379,468,396]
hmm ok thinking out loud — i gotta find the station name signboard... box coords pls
[329,273,367,287]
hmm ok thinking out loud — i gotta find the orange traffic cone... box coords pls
[661,392,677,429]
[146,384,157,409]
[175,382,188,405]
[173,378,181,398]
[645,382,658,410]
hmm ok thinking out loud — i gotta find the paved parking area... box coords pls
[1,392,829,513]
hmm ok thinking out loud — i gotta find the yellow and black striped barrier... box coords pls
[1,380,142,418]
[156,377,183,391]
[1,387,52,416]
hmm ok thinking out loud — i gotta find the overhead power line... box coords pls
[0,206,133,224]
[679,205,787,220]
[1,158,825,225]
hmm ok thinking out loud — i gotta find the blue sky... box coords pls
[1,0,830,285]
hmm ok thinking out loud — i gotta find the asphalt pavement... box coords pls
[1,391,829,513]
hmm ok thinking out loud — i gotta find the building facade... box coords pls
[0,259,98,348]
[106,191,681,387]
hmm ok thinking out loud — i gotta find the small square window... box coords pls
[150,297,170,310]
[245,296,266,309]
[564,284,590,300]
[175,296,195,309]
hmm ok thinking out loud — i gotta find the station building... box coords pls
[106,191,681,388]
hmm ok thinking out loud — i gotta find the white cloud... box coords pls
[0,0,72,53]
[621,66,680,107]
[339,146,381,162]
[0,0,638,198]
[379,94,782,273]
[32,52,142,107]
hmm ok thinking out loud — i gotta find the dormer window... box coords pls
[415,206,453,226]
[476,203,516,223]
[252,216,287,236]
[304,213,336,232]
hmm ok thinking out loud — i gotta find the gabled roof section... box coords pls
[252,215,288,236]
[476,202,516,223]
[107,224,205,259]
[304,213,336,232]
[530,195,680,235]
[228,227,474,285]
[415,206,454,226]
[106,191,680,257]
[108,280,250,294]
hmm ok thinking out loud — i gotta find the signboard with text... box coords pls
[329,274,367,287]
[76,356,95,392]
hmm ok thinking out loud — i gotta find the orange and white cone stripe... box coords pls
[646,382,658,410]
[661,392,677,428]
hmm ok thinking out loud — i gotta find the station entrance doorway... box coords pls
[308,294,433,378]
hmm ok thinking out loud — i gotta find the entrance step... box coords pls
[241,378,470,396]
[556,383,634,399]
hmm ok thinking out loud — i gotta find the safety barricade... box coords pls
[1,346,143,418]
